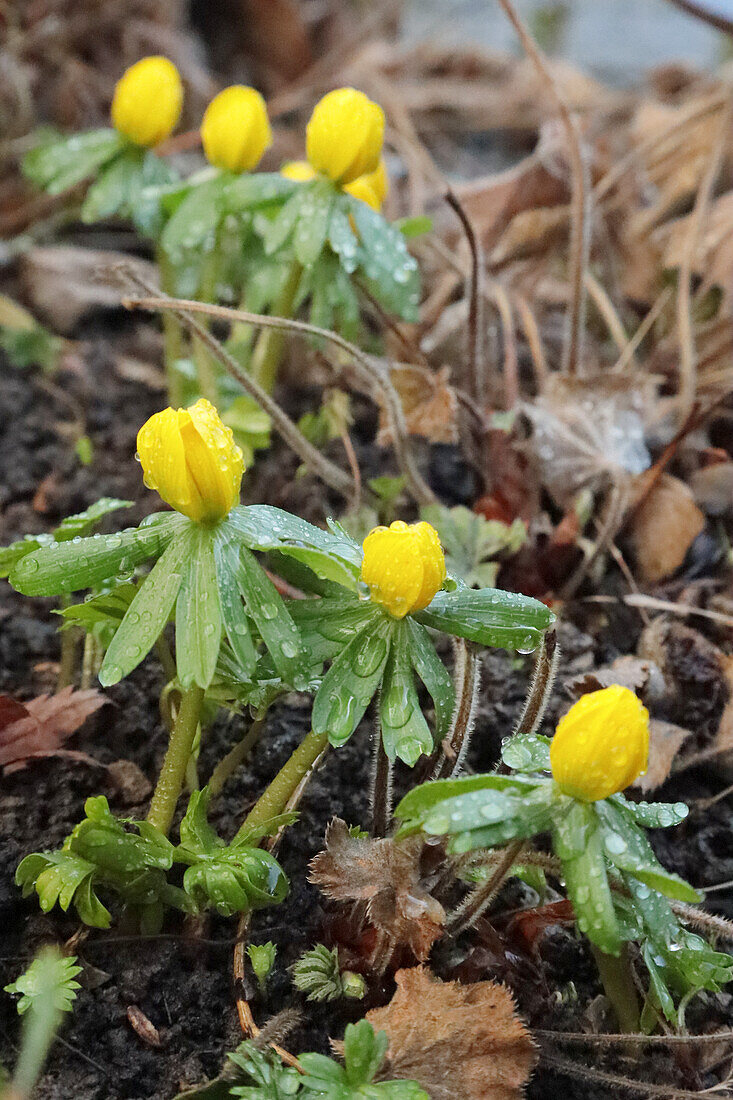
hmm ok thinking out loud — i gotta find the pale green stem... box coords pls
[591,944,641,1033]
[209,717,265,799]
[147,684,205,835]
[235,728,328,840]
[248,260,302,393]
[56,596,77,691]
[191,236,222,404]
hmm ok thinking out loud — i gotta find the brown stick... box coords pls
[445,190,487,407]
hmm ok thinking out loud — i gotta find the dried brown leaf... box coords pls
[365,966,537,1100]
[309,819,445,961]
[565,656,667,703]
[377,365,459,447]
[629,473,705,583]
[635,718,692,792]
[0,686,106,768]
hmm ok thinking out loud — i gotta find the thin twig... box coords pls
[541,1050,729,1097]
[445,189,486,407]
[496,0,590,376]
[676,96,732,421]
[612,288,673,373]
[122,290,436,506]
[535,1027,733,1047]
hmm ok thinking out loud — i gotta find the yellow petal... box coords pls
[411,521,446,610]
[111,56,183,147]
[550,685,650,802]
[281,160,317,182]
[344,176,381,211]
[306,88,384,184]
[200,85,272,173]
[361,522,424,619]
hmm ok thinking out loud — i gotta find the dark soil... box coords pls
[2,339,733,1099]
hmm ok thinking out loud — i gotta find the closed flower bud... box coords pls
[137,398,244,523]
[550,685,649,802]
[361,521,446,619]
[111,56,183,147]
[201,85,272,173]
[344,158,388,210]
[306,88,384,185]
[280,160,316,182]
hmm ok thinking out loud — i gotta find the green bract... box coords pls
[395,733,732,1024]
[22,128,178,236]
[9,507,309,691]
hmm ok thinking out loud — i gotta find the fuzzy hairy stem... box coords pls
[512,629,558,738]
[431,640,480,781]
[447,838,527,936]
[147,684,204,836]
[370,733,393,838]
[540,1051,714,1098]
[590,944,641,1034]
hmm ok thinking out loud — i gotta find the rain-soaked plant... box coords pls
[395,685,733,1032]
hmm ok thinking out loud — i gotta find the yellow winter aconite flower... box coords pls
[137,399,244,523]
[111,57,183,148]
[306,88,384,185]
[281,160,316,182]
[550,685,650,802]
[361,521,446,619]
[201,85,272,173]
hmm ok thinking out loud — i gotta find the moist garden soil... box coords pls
[2,334,733,1099]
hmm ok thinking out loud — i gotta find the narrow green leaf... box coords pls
[236,544,305,687]
[328,204,359,273]
[609,795,689,830]
[350,196,421,320]
[554,802,622,955]
[260,189,302,254]
[501,733,552,773]
[415,587,555,651]
[81,149,143,222]
[23,128,123,194]
[224,172,298,212]
[293,181,334,267]
[395,773,539,832]
[54,498,133,540]
[161,176,225,255]
[312,618,394,746]
[289,598,379,663]
[10,512,185,596]
[99,531,191,685]
[379,621,433,765]
[176,526,222,689]
[596,802,701,904]
[213,530,258,678]
[406,618,455,743]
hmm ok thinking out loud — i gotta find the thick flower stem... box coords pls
[147,683,205,835]
[248,260,302,393]
[236,728,329,839]
[591,945,641,1033]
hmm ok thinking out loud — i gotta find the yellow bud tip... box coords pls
[550,685,650,802]
[361,520,446,619]
[136,398,245,523]
[306,87,385,185]
[111,56,183,148]
[200,85,272,173]
[281,160,316,182]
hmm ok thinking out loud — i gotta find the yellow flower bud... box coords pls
[111,56,183,147]
[306,88,384,185]
[344,176,380,211]
[200,85,272,173]
[137,398,244,523]
[280,160,316,182]
[361,521,446,619]
[550,685,650,802]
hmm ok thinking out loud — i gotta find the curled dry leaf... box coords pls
[635,719,691,792]
[628,473,705,583]
[377,364,459,446]
[565,655,667,704]
[0,686,106,769]
[309,819,445,961]
[365,966,537,1100]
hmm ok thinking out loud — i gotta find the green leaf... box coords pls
[161,176,226,255]
[235,543,306,687]
[213,531,257,679]
[420,504,526,589]
[246,942,277,992]
[421,781,556,854]
[261,190,302,255]
[289,598,380,664]
[225,173,299,213]
[176,525,223,689]
[379,621,433,765]
[99,529,191,686]
[10,512,185,596]
[328,205,359,273]
[22,128,124,194]
[415,587,555,652]
[5,948,81,1016]
[609,795,690,830]
[344,1020,389,1087]
[405,618,455,743]
[395,214,433,239]
[595,802,701,904]
[81,148,144,222]
[349,197,421,321]
[293,181,334,267]
[553,801,622,955]
[501,733,552,773]
[395,773,539,836]
[0,498,132,578]
[312,618,395,746]
[228,506,362,590]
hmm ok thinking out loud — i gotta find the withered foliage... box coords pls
[309,818,446,961]
[365,966,537,1100]
[0,686,105,771]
